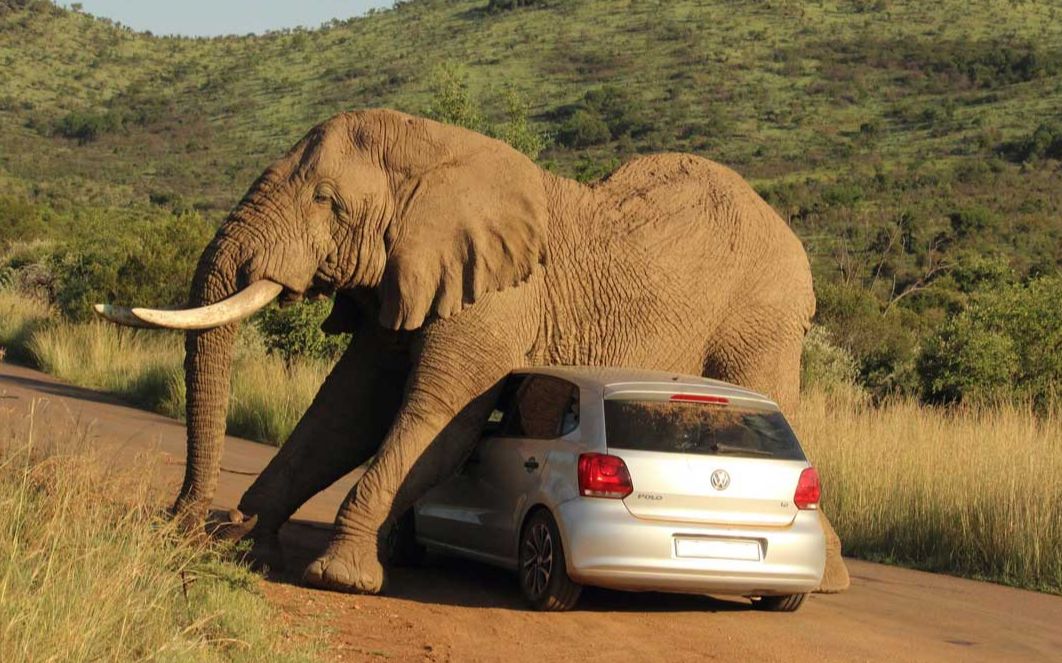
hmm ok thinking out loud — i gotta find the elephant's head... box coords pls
[96,109,549,523]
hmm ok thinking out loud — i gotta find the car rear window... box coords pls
[603,399,805,461]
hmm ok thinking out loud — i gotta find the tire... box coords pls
[519,510,582,611]
[752,593,808,612]
[385,508,426,567]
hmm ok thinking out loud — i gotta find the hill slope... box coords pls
[1,0,1060,398]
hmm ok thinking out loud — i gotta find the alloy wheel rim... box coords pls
[522,522,553,598]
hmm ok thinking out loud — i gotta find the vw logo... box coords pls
[710,469,731,491]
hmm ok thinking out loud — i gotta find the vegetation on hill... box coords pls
[1,0,1060,405]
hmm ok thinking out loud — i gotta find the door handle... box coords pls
[524,457,540,472]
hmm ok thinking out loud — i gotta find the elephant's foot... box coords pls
[815,510,850,593]
[171,496,211,535]
[817,551,851,593]
[303,537,384,594]
[242,531,286,574]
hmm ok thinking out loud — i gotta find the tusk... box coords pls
[93,280,283,330]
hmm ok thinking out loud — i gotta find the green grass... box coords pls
[0,411,322,662]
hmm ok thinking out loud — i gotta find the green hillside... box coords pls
[1,0,1060,402]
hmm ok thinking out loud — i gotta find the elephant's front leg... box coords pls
[303,314,531,593]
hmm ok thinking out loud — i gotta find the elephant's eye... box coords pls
[313,184,335,205]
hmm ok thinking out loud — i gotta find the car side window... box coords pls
[483,374,527,437]
[502,375,579,439]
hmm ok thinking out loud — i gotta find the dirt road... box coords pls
[1,362,1059,662]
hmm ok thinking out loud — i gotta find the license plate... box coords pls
[674,537,762,561]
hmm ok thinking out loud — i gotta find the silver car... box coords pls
[395,367,826,612]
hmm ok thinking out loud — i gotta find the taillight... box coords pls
[794,467,821,510]
[669,393,729,405]
[578,453,633,499]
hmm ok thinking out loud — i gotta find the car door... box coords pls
[414,374,528,559]
[416,374,579,564]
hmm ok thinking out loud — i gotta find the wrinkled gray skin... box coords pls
[169,109,847,594]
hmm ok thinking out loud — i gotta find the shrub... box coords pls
[53,110,121,144]
[1004,122,1062,162]
[801,324,860,393]
[556,85,652,148]
[49,212,211,321]
[424,64,484,133]
[582,85,651,138]
[424,66,546,159]
[572,155,620,183]
[0,195,45,247]
[254,299,349,363]
[948,206,1001,239]
[557,109,610,148]
[814,283,920,399]
[487,0,569,10]
[918,275,1062,405]
[494,88,547,159]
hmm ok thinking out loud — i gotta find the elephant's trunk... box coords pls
[172,234,247,527]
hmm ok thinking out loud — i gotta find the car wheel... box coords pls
[519,510,582,611]
[752,593,808,612]
[385,508,426,567]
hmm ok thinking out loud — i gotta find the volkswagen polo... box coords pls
[392,367,826,612]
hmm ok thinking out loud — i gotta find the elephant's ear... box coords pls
[377,132,549,331]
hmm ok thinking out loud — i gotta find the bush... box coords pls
[801,325,860,393]
[424,66,546,158]
[814,283,920,399]
[494,88,547,159]
[487,0,569,10]
[948,206,1000,239]
[49,211,212,321]
[424,64,484,133]
[556,85,652,148]
[918,275,1062,405]
[557,109,611,148]
[53,110,121,144]
[254,299,349,363]
[1004,122,1062,162]
[583,85,651,138]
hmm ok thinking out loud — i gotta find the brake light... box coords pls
[578,453,633,499]
[794,467,821,510]
[669,394,729,405]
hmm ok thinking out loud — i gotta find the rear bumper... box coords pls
[554,498,825,596]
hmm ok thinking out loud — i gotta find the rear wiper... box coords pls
[708,443,773,457]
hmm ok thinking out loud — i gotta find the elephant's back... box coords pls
[594,153,805,276]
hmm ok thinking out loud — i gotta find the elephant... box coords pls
[96,108,849,595]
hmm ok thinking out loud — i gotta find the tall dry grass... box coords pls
[0,407,320,662]
[795,387,1062,593]
[0,290,330,446]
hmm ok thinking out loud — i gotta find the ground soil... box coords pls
[2,362,1059,663]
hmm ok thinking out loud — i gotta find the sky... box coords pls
[57,1,395,37]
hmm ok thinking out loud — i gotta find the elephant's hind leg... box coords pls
[704,312,849,593]
[234,324,409,571]
[817,510,850,593]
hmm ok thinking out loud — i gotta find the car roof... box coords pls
[513,366,775,406]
